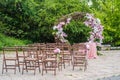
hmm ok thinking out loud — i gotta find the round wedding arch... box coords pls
[53,12,103,43]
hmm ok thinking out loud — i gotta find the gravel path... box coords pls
[0,50,120,80]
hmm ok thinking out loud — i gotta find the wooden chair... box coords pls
[42,46,57,75]
[28,43,47,72]
[46,43,57,48]
[22,46,41,75]
[46,43,63,71]
[61,43,72,68]
[2,47,20,74]
[56,43,65,70]
[37,43,46,56]
[32,43,46,71]
[72,43,88,71]
[15,45,29,72]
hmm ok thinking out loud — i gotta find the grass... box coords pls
[0,33,31,50]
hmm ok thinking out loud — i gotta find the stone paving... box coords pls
[100,75,120,80]
[0,50,120,80]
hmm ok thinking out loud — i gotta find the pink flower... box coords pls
[84,13,104,43]
[84,21,89,26]
[60,22,65,25]
[54,48,61,54]
[61,32,67,37]
[53,13,103,44]
[57,24,62,29]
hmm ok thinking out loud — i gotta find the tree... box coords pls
[0,0,39,42]
[85,0,120,46]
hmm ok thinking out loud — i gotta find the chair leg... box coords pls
[45,62,47,73]
[14,60,17,74]
[25,60,28,72]
[63,62,65,69]
[84,62,87,71]
[58,62,62,71]
[2,60,5,74]
[42,69,44,76]
[42,62,45,76]
[22,62,25,74]
[38,62,41,73]
[34,66,36,75]
[4,60,7,72]
[38,66,41,73]
[73,65,74,70]
[17,60,20,72]
[72,61,75,70]
[14,68,16,74]
[54,69,56,76]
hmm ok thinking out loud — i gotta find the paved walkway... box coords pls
[0,50,120,80]
[100,75,120,80]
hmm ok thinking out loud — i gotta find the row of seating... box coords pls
[1,43,88,75]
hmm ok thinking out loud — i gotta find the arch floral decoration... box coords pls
[53,12,103,43]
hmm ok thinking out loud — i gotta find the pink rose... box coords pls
[54,48,61,54]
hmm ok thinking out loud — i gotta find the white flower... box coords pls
[96,18,101,24]
[53,26,57,30]
[88,0,93,7]
[86,44,90,50]
[66,18,71,24]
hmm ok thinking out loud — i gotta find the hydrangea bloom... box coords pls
[84,13,103,43]
[53,18,71,42]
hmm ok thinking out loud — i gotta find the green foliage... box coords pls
[0,33,31,50]
[89,0,120,46]
[64,20,91,44]
[0,0,91,43]
[36,0,91,43]
[0,0,39,42]
[1,0,120,46]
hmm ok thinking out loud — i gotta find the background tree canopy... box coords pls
[0,0,120,46]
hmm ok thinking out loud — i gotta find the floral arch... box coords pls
[53,12,103,43]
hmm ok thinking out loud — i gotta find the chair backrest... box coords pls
[78,43,86,50]
[22,46,38,58]
[73,51,86,56]
[3,47,18,59]
[72,43,79,51]
[62,43,71,51]
[46,43,56,48]
[72,43,87,52]
[38,43,46,55]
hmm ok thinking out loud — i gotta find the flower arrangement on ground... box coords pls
[53,48,61,61]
